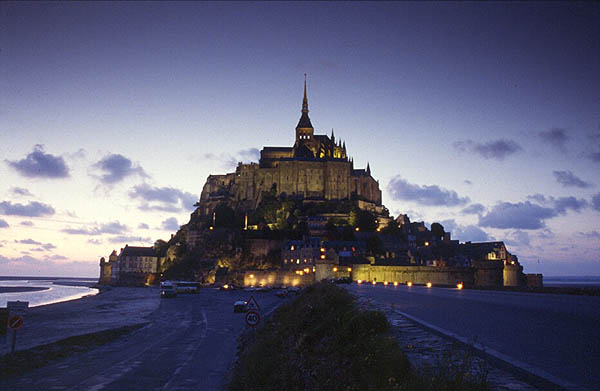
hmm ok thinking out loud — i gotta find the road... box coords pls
[346,283,600,391]
[1,288,282,391]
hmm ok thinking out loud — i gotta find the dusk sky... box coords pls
[1,2,599,277]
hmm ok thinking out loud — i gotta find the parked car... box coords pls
[160,282,177,298]
[233,300,247,313]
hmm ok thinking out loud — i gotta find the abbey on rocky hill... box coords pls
[196,79,382,219]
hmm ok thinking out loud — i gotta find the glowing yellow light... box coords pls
[304,268,310,273]
[209,226,214,230]
[320,254,326,260]
[312,267,316,272]
[424,241,429,247]
[457,283,463,290]
[320,247,325,252]
[393,281,398,286]
[223,284,229,289]
[511,261,515,265]
[384,281,388,286]
[249,274,254,279]
[297,271,304,276]
[372,281,376,285]
[290,245,295,251]
[355,227,360,232]
[347,267,352,272]
[426,282,432,288]
[357,280,362,284]
[407,281,413,287]
[333,267,338,272]
[376,227,381,232]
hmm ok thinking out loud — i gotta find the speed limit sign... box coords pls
[245,310,260,327]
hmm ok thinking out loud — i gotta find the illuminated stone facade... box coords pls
[197,81,382,218]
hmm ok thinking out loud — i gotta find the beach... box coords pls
[1,286,160,355]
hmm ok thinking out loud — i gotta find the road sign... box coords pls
[245,310,260,327]
[7,301,29,316]
[8,316,24,330]
[246,295,260,311]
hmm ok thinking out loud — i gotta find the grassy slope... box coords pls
[228,282,487,391]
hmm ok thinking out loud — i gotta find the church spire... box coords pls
[302,74,309,114]
[366,162,371,175]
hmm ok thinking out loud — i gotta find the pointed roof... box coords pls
[296,75,313,129]
[366,162,371,175]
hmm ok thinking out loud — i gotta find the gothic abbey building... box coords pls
[197,82,382,218]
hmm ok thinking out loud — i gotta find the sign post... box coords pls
[0,308,8,344]
[8,315,24,355]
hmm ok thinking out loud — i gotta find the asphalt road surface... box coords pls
[346,283,600,391]
[1,288,282,391]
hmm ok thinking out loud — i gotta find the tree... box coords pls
[153,239,169,256]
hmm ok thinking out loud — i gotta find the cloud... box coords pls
[553,170,592,188]
[138,223,149,229]
[92,154,147,184]
[14,239,55,250]
[539,128,568,152]
[88,238,103,245]
[461,203,485,215]
[527,194,588,215]
[108,235,152,244]
[11,187,34,197]
[553,196,588,214]
[454,225,490,242]
[203,148,260,170]
[438,219,457,233]
[592,193,600,212]
[130,184,197,212]
[387,176,469,206]
[61,221,129,236]
[453,139,522,160]
[0,201,55,217]
[16,238,41,245]
[505,230,531,247]
[161,217,180,231]
[463,180,473,185]
[479,201,557,229]
[6,145,69,178]
[577,231,600,239]
[590,152,600,162]
[20,221,34,226]
[0,254,96,277]
[0,219,8,228]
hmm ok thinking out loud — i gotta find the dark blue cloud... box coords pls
[553,170,592,188]
[130,184,197,212]
[161,217,180,231]
[553,196,588,214]
[479,201,557,229]
[461,203,485,215]
[453,139,522,160]
[0,219,8,228]
[453,225,490,242]
[61,221,128,236]
[0,201,55,217]
[138,223,150,229]
[11,187,34,197]
[93,154,147,184]
[20,221,34,226]
[387,176,469,206]
[539,128,569,152]
[6,145,69,178]
[592,193,600,211]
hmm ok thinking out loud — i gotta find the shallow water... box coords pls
[0,277,99,307]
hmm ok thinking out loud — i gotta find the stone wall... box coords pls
[351,264,475,287]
